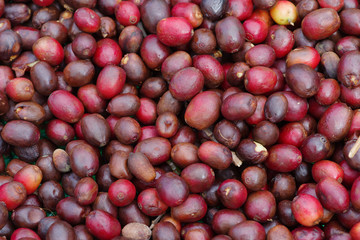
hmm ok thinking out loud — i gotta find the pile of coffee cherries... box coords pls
[0,0,360,238]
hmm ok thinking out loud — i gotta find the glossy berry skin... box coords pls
[156,17,193,47]
[185,91,222,130]
[245,66,277,94]
[135,137,171,165]
[93,39,123,68]
[32,37,64,66]
[243,18,269,44]
[244,190,276,223]
[266,144,302,172]
[315,78,340,106]
[115,1,140,26]
[211,209,246,235]
[350,176,360,210]
[291,194,324,227]
[337,50,360,89]
[181,163,215,193]
[108,179,136,207]
[264,92,288,123]
[198,141,232,170]
[340,160,360,187]
[33,0,54,6]
[229,221,266,240]
[71,33,97,59]
[74,8,101,33]
[283,91,309,122]
[245,44,276,67]
[152,222,180,239]
[74,177,98,205]
[301,8,340,41]
[266,25,294,58]
[312,160,344,183]
[217,179,248,209]
[317,102,353,142]
[0,181,27,210]
[162,51,193,80]
[137,188,168,217]
[156,172,189,207]
[215,16,245,53]
[300,133,330,163]
[140,34,171,70]
[136,98,157,125]
[226,0,253,21]
[316,177,349,213]
[221,92,257,121]
[286,46,321,69]
[270,1,298,25]
[278,122,307,148]
[171,194,207,223]
[286,64,320,98]
[47,90,85,123]
[11,228,41,240]
[193,54,225,88]
[96,65,126,99]
[13,165,43,195]
[5,78,34,102]
[171,3,203,28]
[292,226,325,240]
[169,67,204,101]
[85,210,121,240]
[350,222,360,240]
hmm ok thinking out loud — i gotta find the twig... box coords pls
[150,214,165,230]
[203,128,217,142]
[27,60,39,68]
[349,137,360,158]
[166,160,180,175]
[231,151,243,167]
